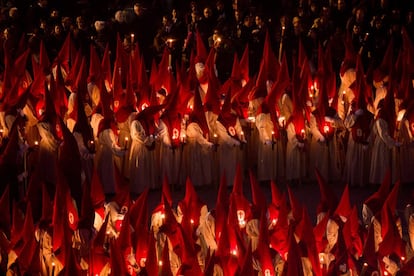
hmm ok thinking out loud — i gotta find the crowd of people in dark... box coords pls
[0,0,413,81]
[2,0,414,275]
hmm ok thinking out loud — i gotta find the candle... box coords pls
[190,219,194,225]
[323,125,330,135]
[240,131,244,141]
[34,140,39,146]
[271,131,275,142]
[51,262,55,276]
[158,260,163,267]
[301,129,305,139]
[124,137,129,150]
[231,249,238,256]
[360,262,368,276]
[131,33,135,43]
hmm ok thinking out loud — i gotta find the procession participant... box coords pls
[343,56,374,188]
[285,69,308,186]
[216,91,246,187]
[129,104,164,194]
[94,86,126,197]
[309,74,344,183]
[371,39,394,116]
[255,95,284,183]
[337,32,357,121]
[369,83,401,185]
[185,87,214,187]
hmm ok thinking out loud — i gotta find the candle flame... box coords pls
[34,141,39,146]
[159,260,163,266]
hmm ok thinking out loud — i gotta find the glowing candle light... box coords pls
[34,141,39,146]
[323,125,330,134]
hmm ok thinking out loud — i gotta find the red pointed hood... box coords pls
[296,208,322,276]
[257,210,275,275]
[285,225,305,276]
[334,184,352,220]
[64,50,82,90]
[195,31,208,64]
[364,169,391,216]
[88,44,102,84]
[315,168,338,215]
[249,170,268,216]
[240,44,250,83]
[287,186,303,222]
[54,32,76,76]
[145,230,159,275]
[178,177,205,227]
[340,32,357,77]
[190,87,209,136]
[380,181,400,238]
[373,38,394,82]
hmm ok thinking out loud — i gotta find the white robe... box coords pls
[37,121,60,185]
[309,113,343,182]
[184,122,213,187]
[129,119,158,193]
[285,122,307,181]
[255,113,284,181]
[369,118,397,184]
[342,112,373,187]
[216,119,244,187]
[96,128,125,194]
[157,119,183,188]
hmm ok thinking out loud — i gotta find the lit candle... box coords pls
[323,125,330,135]
[158,260,163,267]
[140,258,146,267]
[231,249,237,256]
[51,262,55,276]
[131,33,135,43]
[301,129,305,139]
[124,137,129,150]
[34,140,39,146]
[271,218,277,225]
[360,262,368,276]
[271,131,275,142]
[190,219,194,225]
[240,131,244,141]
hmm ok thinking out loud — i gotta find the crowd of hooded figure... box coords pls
[2,0,414,275]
